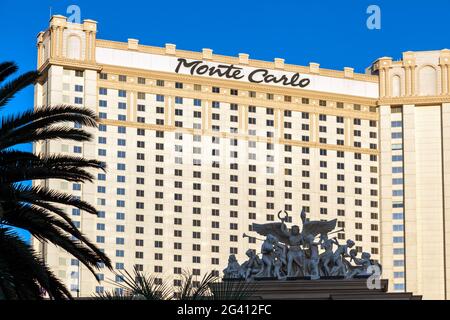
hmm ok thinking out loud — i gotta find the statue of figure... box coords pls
[330,239,355,276]
[240,249,262,280]
[280,222,306,277]
[252,210,338,278]
[273,243,287,280]
[274,242,287,268]
[223,255,243,279]
[319,238,335,277]
[345,250,376,279]
[304,234,321,280]
[255,234,279,278]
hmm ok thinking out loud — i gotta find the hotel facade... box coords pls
[32,16,450,300]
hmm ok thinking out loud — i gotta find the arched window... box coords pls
[67,35,81,60]
[419,65,437,96]
[43,44,49,61]
[392,75,401,97]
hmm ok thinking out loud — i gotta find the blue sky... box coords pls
[1,0,449,242]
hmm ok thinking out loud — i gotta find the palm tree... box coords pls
[0,61,112,300]
[95,267,256,300]
[97,266,174,300]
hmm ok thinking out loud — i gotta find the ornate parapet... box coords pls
[36,15,98,70]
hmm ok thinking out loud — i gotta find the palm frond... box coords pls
[0,105,98,134]
[0,126,93,149]
[0,60,109,300]
[0,227,72,300]
[94,291,133,300]
[208,280,257,301]
[0,62,18,83]
[0,71,39,108]
[0,166,98,184]
[3,184,98,215]
[1,204,112,275]
[0,150,39,164]
[0,151,105,184]
[103,266,174,300]
[176,270,220,300]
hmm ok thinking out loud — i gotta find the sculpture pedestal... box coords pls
[214,279,421,300]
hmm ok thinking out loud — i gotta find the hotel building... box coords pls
[32,16,450,299]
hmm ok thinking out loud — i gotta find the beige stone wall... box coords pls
[375,49,450,300]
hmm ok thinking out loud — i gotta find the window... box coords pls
[175,97,183,104]
[116,250,124,257]
[392,213,403,220]
[393,260,405,267]
[392,132,402,139]
[393,237,404,243]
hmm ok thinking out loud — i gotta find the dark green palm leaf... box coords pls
[0,105,98,133]
[208,280,256,301]
[0,165,98,184]
[100,266,174,300]
[0,62,18,83]
[1,204,111,275]
[0,127,93,150]
[0,61,109,300]
[0,227,72,300]
[9,184,99,215]
[0,71,39,108]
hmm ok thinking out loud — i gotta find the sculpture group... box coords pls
[223,210,381,281]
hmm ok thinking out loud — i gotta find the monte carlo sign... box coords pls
[174,58,311,88]
[95,47,379,98]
